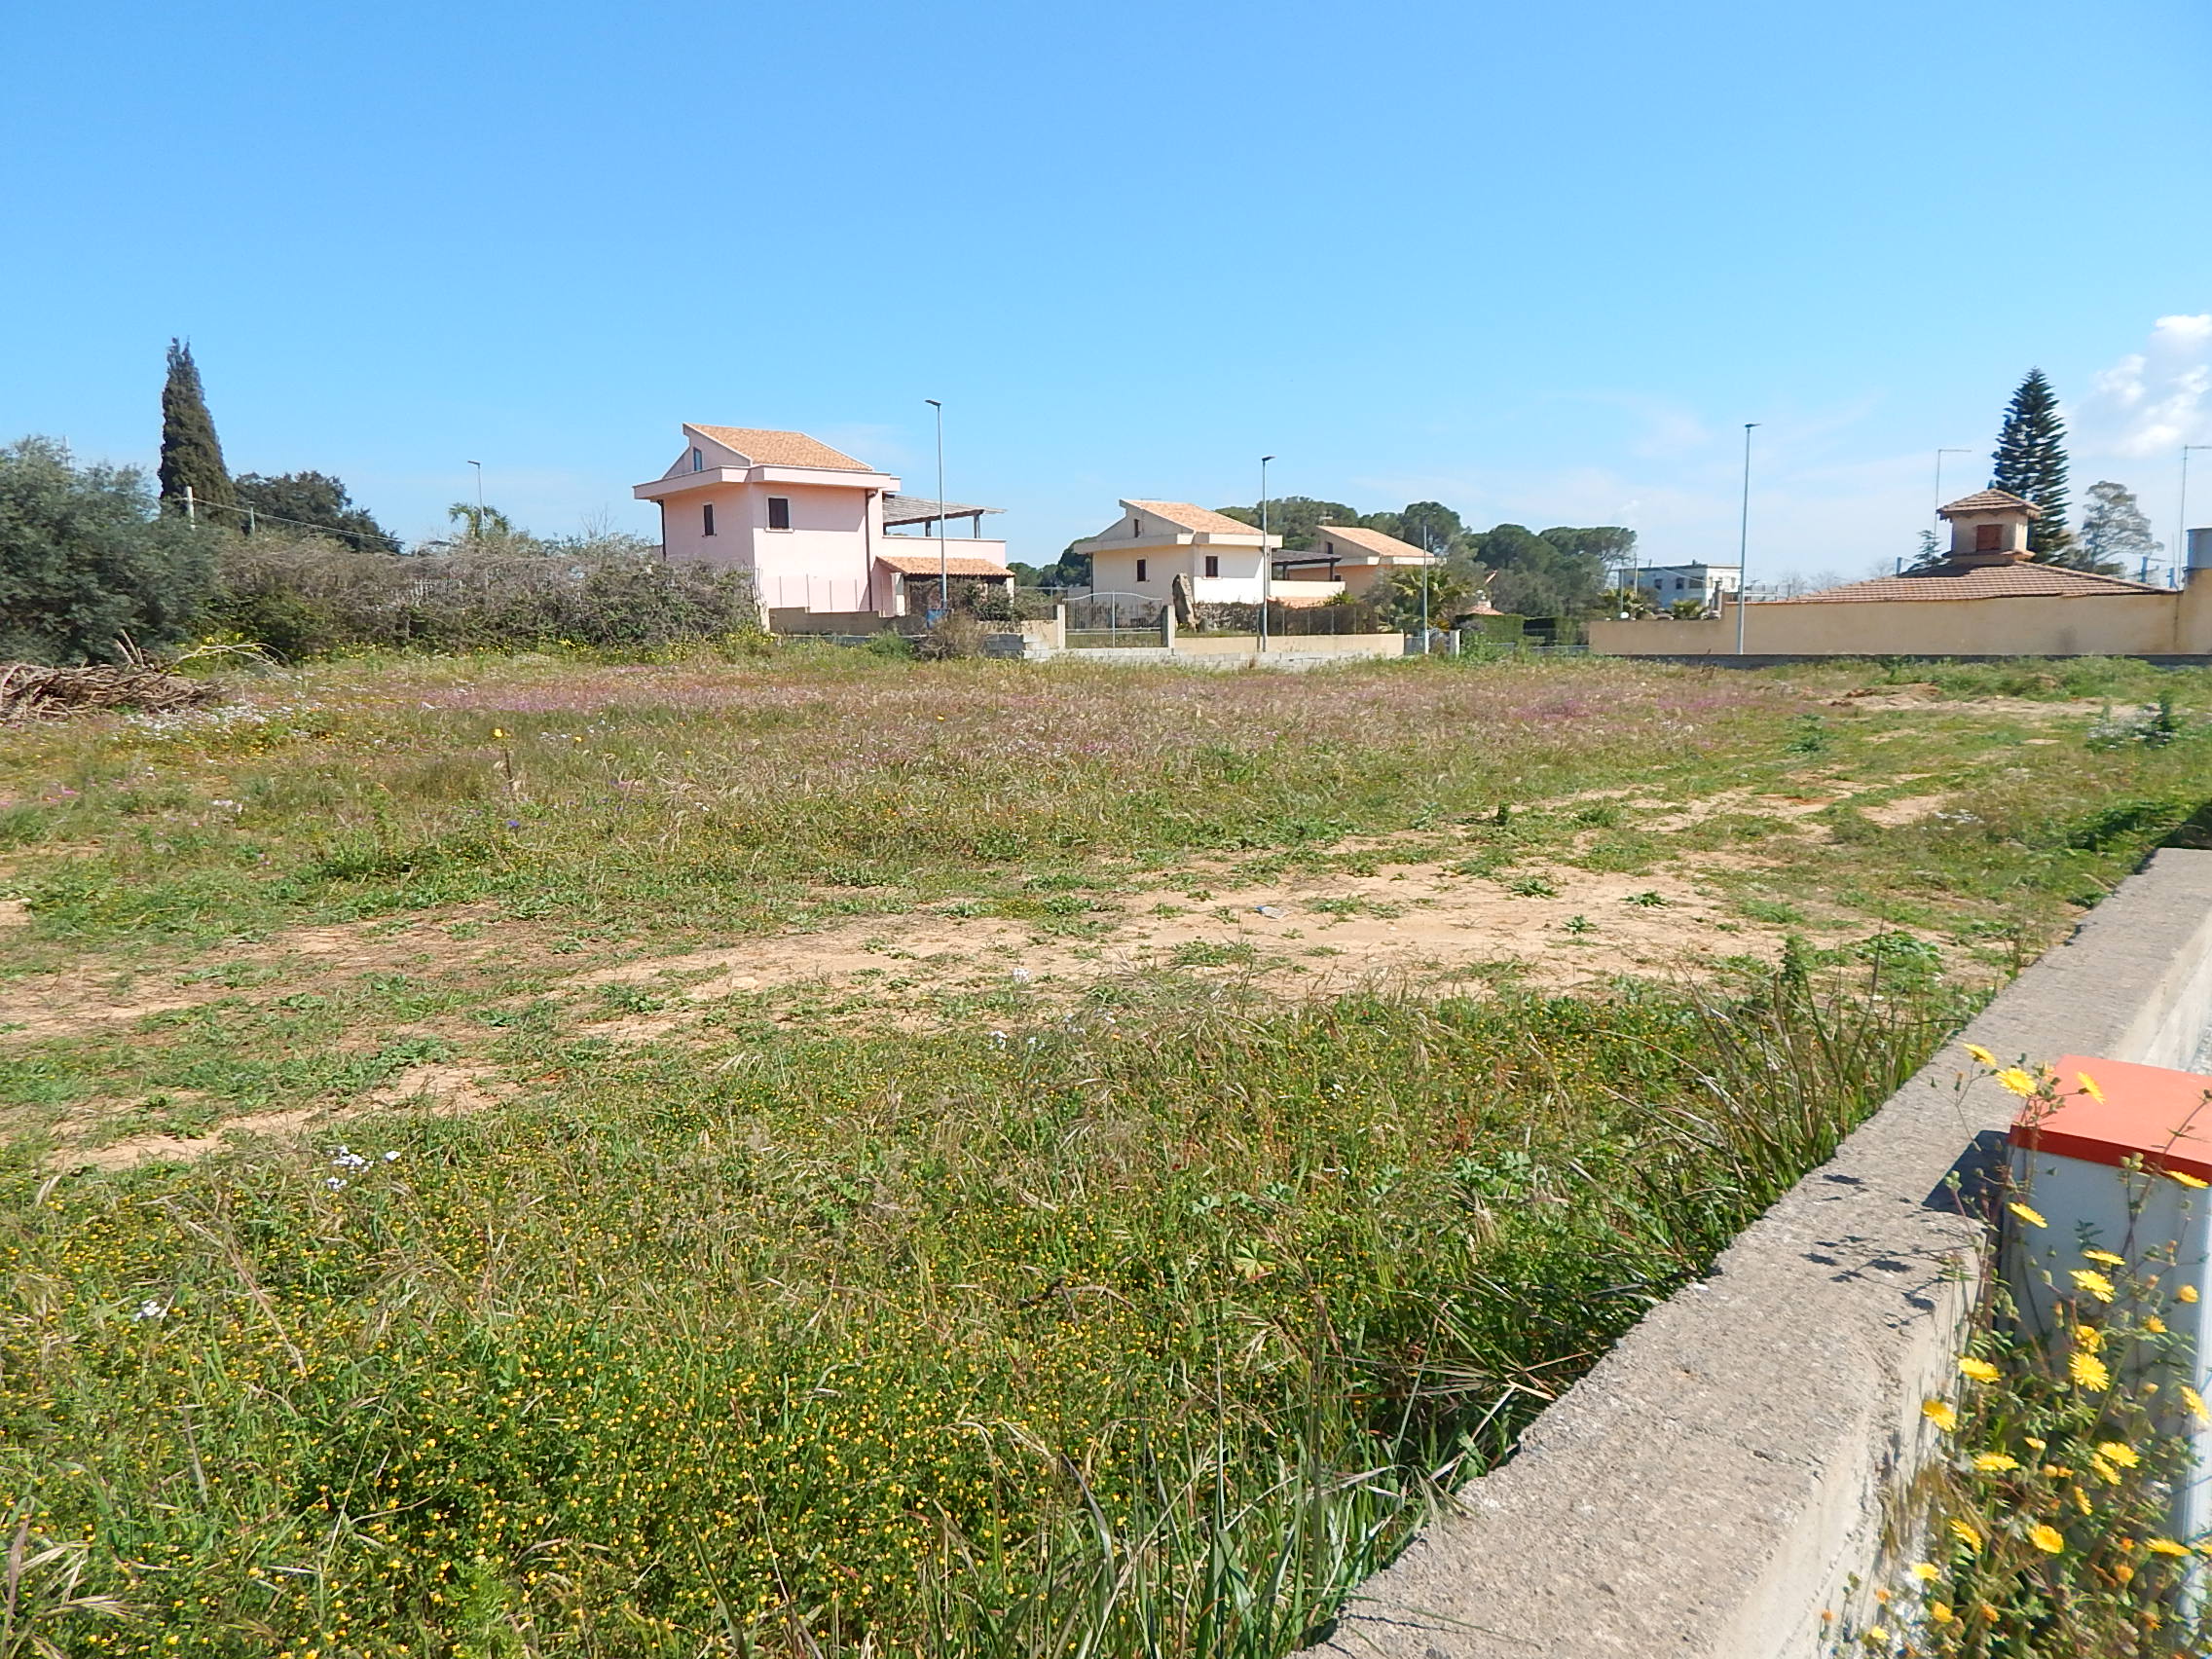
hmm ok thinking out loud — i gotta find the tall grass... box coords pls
[0,978,1954,1657]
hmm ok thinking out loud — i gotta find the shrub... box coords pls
[0,435,215,663]
[207,533,763,656]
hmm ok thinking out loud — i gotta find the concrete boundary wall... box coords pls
[1311,849,2212,1659]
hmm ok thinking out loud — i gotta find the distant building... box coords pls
[1071,499,1331,606]
[1632,562,1741,611]
[633,424,1010,620]
[1591,491,2208,658]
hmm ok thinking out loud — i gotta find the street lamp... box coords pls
[1734,424,1759,657]
[467,460,485,538]
[1259,456,1276,652]
[925,400,946,613]
[2182,446,2212,588]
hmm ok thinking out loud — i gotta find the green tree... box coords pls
[1909,528,1944,571]
[2075,481,2157,579]
[157,340,236,523]
[0,436,214,662]
[1380,501,1469,557]
[234,470,400,553]
[447,500,517,539]
[1470,524,1609,617]
[1370,563,1475,630]
[1990,368,2072,559]
[1215,497,1358,551]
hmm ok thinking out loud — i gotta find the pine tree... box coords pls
[158,339,235,523]
[1990,368,2071,560]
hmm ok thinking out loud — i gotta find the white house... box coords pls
[1070,499,1341,606]
[633,424,1010,619]
[1632,561,1741,611]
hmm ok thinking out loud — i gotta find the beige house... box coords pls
[1591,490,2212,659]
[1073,500,1340,606]
[1272,523,1441,596]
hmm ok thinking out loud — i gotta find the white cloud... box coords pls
[2079,313,2212,459]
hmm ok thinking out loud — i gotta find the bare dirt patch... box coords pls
[1858,793,1952,828]
[0,905,533,1044]
[558,853,1824,1045]
[48,1062,515,1171]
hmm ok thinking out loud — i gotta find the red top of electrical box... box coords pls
[2009,1053,2212,1182]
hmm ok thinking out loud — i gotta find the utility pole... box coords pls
[1734,424,1759,657]
[183,484,196,525]
[926,401,946,613]
[1419,526,1432,653]
[1258,455,1275,652]
[1934,448,1971,519]
[468,461,486,538]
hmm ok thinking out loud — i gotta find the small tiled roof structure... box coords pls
[1772,564,2164,604]
[874,553,1014,578]
[689,425,873,471]
[1311,523,1433,560]
[1938,488,2040,519]
[1126,500,1269,537]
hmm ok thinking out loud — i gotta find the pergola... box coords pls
[879,494,1004,537]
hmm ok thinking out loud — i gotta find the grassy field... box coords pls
[1,647,2208,1658]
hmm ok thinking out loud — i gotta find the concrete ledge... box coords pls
[1594,653,2212,669]
[1311,849,2212,1659]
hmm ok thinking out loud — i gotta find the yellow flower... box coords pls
[1995,1067,2038,1097]
[2098,1440,2141,1469]
[1965,1044,1997,1067]
[2030,1523,2065,1554]
[1958,1357,1999,1382]
[1922,1398,1958,1432]
[492,727,507,739]
[2090,1455,2120,1485]
[2146,1315,2167,1334]
[2024,1436,2046,1451]
[2072,1269,2117,1303]
[1930,1603,1955,1625]
[1949,1519,1982,1553]
[2071,1349,2111,1390]
[2083,1248,2126,1266]
[1910,1561,1939,1583]
[2009,1201,2047,1228]
[2075,1070,2104,1101]
[2148,1537,2192,1558]
[2180,1284,2200,1304]
[2077,1323,2104,1353]
[2168,1169,2210,1189]
[1972,1452,2018,1472]
[2184,1385,2210,1425]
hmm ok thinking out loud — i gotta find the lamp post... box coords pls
[2182,446,2211,588]
[467,460,485,539]
[923,400,947,613]
[1259,455,1275,652]
[1420,525,1432,654]
[1734,424,1759,657]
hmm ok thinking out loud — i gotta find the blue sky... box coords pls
[4,0,2207,577]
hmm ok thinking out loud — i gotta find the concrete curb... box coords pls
[1310,848,2212,1659]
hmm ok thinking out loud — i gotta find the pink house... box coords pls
[633,424,1010,620]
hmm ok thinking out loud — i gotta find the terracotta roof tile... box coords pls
[1124,499,1270,537]
[1773,563,2164,603]
[689,425,874,471]
[1938,488,2040,518]
[874,553,1013,577]
[1313,523,1435,560]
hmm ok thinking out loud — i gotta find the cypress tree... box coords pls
[1989,368,2072,559]
[158,339,236,524]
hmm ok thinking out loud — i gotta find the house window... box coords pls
[1974,523,2002,552]
[702,502,716,536]
[1136,559,1148,582]
[768,497,792,531]
[1130,518,1141,535]
[691,448,704,471]
[1203,555,1219,578]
